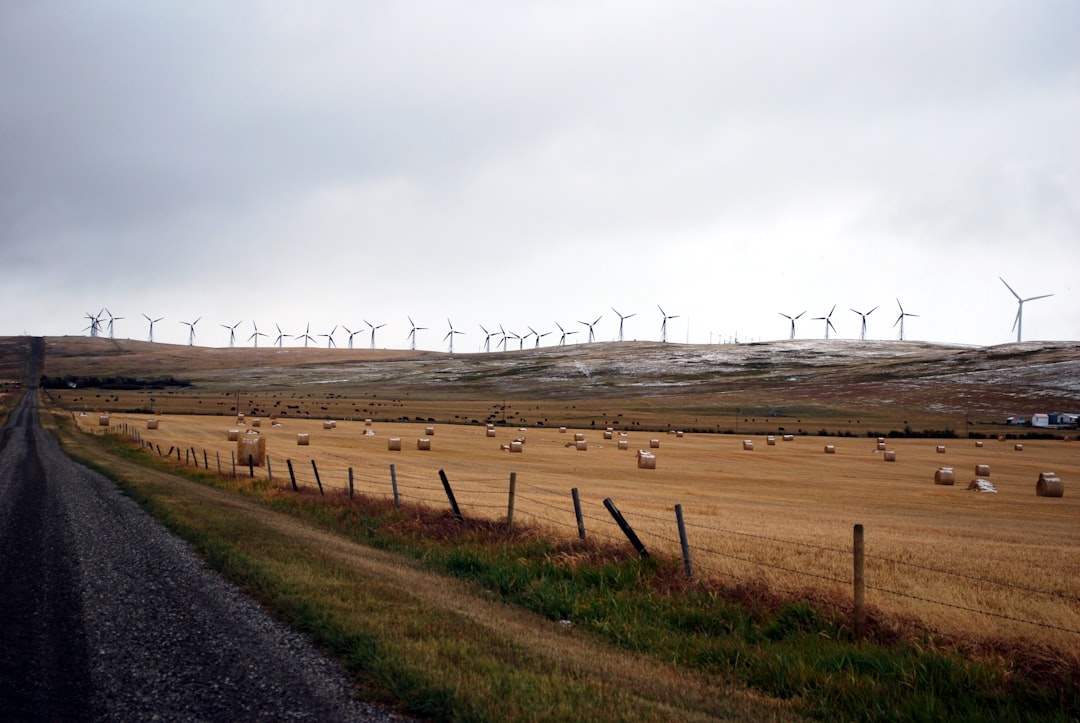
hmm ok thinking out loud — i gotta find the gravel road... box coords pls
[0,339,407,721]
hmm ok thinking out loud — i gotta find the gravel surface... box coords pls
[0,340,409,721]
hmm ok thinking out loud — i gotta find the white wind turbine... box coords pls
[611,308,636,342]
[364,320,386,349]
[444,319,465,353]
[578,315,602,343]
[556,322,578,346]
[221,320,242,347]
[83,310,104,337]
[143,313,163,342]
[812,305,837,340]
[779,311,805,340]
[658,306,678,343]
[319,326,338,348]
[294,322,316,348]
[850,307,877,341]
[479,324,494,352]
[407,317,426,350]
[181,317,201,346]
[1000,277,1052,343]
[893,299,918,341]
[104,308,123,338]
[529,326,551,348]
[273,323,287,347]
[248,322,268,348]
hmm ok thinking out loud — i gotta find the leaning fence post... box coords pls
[203,449,209,470]
[854,523,865,638]
[675,504,693,578]
[348,468,354,500]
[191,447,198,468]
[311,459,324,494]
[438,469,464,522]
[572,488,586,540]
[287,459,298,491]
[603,498,649,558]
[266,455,273,482]
[506,472,517,533]
[390,464,400,508]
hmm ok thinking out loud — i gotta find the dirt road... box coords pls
[0,339,401,720]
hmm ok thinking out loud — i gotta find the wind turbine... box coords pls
[611,308,636,342]
[497,325,510,351]
[407,317,426,350]
[505,329,522,350]
[248,322,268,347]
[181,317,201,346]
[578,315,602,343]
[319,326,338,348]
[273,323,287,347]
[520,329,534,350]
[530,327,551,348]
[364,319,386,349]
[221,320,242,347]
[850,307,877,341]
[812,305,837,340]
[556,321,578,346]
[104,308,123,338]
[294,322,316,347]
[479,324,494,352]
[658,306,678,343]
[341,326,362,349]
[83,310,104,337]
[779,311,805,340]
[143,313,163,342]
[893,299,918,341]
[444,318,465,353]
[1000,277,1052,343]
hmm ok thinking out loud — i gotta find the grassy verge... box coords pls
[50,411,1079,721]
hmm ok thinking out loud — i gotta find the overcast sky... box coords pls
[2,1,1077,350]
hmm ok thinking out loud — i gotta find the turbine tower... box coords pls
[611,308,636,342]
[319,326,338,348]
[812,305,837,340]
[893,299,918,341]
[273,323,287,348]
[444,318,465,353]
[248,322,268,347]
[779,311,805,340]
[849,307,877,341]
[364,319,386,349]
[181,317,201,346]
[1000,277,1052,343]
[407,317,426,350]
[556,322,578,346]
[294,322,316,348]
[578,315,602,343]
[658,306,678,343]
[479,324,494,352]
[104,309,123,338]
[221,320,242,347]
[143,313,163,342]
[342,325,362,349]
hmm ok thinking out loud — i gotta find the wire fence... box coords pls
[100,418,1080,641]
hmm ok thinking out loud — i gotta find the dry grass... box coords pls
[90,411,1080,660]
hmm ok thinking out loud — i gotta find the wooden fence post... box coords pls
[603,498,649,558]
[506,472,517,533]
[675,504,692,579]
[191,447,198,468]
[203,449,209,470]
[248,454,255,479]
[231,451,236,478]
[266,455,273,482]
[854,524,865,638]
[572,488,586,540]
[311,459,324,494]
[216,451,221,475]
[390,464,400,508]
[438,469,464,522]
[348,467,354,500]
[287,459,298,491]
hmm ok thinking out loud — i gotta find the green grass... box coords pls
[70,428,1080,721]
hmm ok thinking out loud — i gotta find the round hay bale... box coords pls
[98,413,110,427]
[486,428,497,437]
[883,450,896,462]
[998,435,1006,442]
[323,420,336,430]
[425,426,435,436]
[617,439,629,450]
[968,479,997,493]
[824,444,836,454]
[237,434,266,466]
[676,430,684,438]
[417,438,431,451]
[146,419,159,430]
[975,463,990,476]
[1014,443,1024,452]
[575,439,588,451]
[237,414,245,425]
[1036,475,1064,498]
[975,440,984,448]
[649,439,660,449]
[766,435,776,445]
[574,432,585,442]
[559,427,567,434]
[227,429,240,441]
[877,437,885,444]
[782,434,794,442]
[252,418,262,427]
[365,419,373,426]
[297,433,310,446]
[637,451,656,469]
[387,437,402,451]
[603,430,613,440]
[934,467,955,485]
[743,440,754,451]
[936,445,946,453]
[510,440,523,453]
[876,442,886,451]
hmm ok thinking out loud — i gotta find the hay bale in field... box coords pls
[574,432,585,442]
[936,445,946,453]
[146,419,159,430]
[968,479,997,493]
[883,450,896,462]
[824,444,836,454]
[575,439,588,451]
[649,439,660,449]
[782,434,794,442]
[676,430,684,438]
[559,427,567,433]
[975,463,990,476]
[227,429,240,441]
[998,435,1006,442]
[323,420,336,429]
[743,440,754,451]
[603,430,613,440]
[98,413,110,426]
[417,438,431,450]
[237,433,266,466]
[237,414,245,425]
[387,437,402,451]
[365,419,372,426]
[876,441,886,451]
[297,433,310,446]
[1037,472,1064,498]
[934,467,955,485]
[975,440,984,448]
[486,428,497,437]
[637,450,656,469]
[510,440,523,453]
[251,418,262,428]
[767,435,776,445]
[618,439,629,450]
[425,426,435,435]
[1014,443,1024,452]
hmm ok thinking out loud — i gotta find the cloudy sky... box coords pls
[2,1,1077,350]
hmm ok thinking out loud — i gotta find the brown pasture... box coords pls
[92,410,1080,657]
